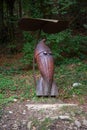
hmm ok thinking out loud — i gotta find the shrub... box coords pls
[43,30,87,64]
[22,30,87,65]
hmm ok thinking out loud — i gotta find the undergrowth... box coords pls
[0,58,87,107]
[55,58,87,100]
[22,30,87,65]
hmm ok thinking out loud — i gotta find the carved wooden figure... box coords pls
[34,39,58,96]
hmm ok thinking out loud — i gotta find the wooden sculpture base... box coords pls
[36,77,58,97]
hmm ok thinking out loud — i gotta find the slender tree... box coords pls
[0,0,4,43]
[5,0,16,40]
[18,0,22,18]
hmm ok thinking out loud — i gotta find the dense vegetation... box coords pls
[0,0,87,61]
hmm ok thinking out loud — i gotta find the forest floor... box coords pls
[0,53,87,130]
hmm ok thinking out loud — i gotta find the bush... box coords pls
[44,30,87,64]
[22,30,87,65]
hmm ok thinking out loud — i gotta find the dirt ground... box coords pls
[0,98,87,130]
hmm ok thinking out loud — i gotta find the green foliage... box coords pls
[0,95,18,107]
[0,72,36,106]
[20,85,36,99]
[41,30,87,65]
[0,74,14,92]
[31,117,52,130]
[23,0,77,19]
[0,66,22,75]
[22,30,87,65]
[54,0,77,15]
[22,32,36,65]
[55,59,87,99]
[39,118,52,130]
[7,40,17,54]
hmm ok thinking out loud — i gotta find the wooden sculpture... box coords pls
[18,17,69,97]
[34,39,58,96]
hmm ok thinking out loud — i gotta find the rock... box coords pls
[32,126,36,130]
[12,121,20,130]
[72,83,82,87]
[8,111,13,114]
[27,121,32,130]
[26,103,77,111]
[12,123,19,130]
[2,124,7,128]
[50,116,58,120]
[74,120,81,128]
[68,125,74,130]
[58,115,72,121]
[23,110,26,115]
[13,99,17,102]
[27,100,30,102]
[83,119,87,126]
[73,126,78,130]
[22,120,27,125]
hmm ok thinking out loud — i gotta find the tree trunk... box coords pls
[18,0,22,18]
[0,0,3,43]
[5,0,16,41]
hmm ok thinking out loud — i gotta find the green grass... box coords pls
[55,59,87,99]
[0,70,36,106]
[0,58,87,107]
[30,117,53,130]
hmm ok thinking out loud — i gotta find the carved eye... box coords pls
[43,51,47,55]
